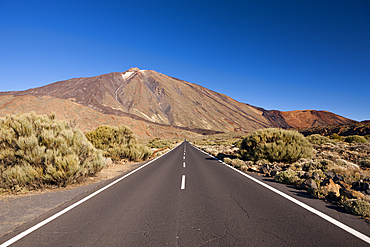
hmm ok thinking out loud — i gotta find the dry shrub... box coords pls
[273,169,302,185]
[86,125,152,161]
[345,135,368,144]
[344,200,370,217]
[0,112,105,190]
[240,128,313,163]
[306,134,336,145]
[147,138,171,149]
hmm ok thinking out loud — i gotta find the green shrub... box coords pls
[344,135,368,144]
[0,112,105,190]
[86,125,152,161]
[147,138,171,149]
[365,135,370,142]
[329,133,342,141]
[233,138,243,148]
[240,128,313,163]
[231,159,245,169]
[274,170,301,185]
[306,134,336,145]
[223,157,232,165]
[344,200,370,217]
[301,159,333,172]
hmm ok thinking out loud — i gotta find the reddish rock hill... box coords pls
[0,68,356,135]
[299,121,370,137]
[266,109,357,129]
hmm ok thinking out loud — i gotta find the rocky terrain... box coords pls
[0,68,356,137]
[299,121,370,137]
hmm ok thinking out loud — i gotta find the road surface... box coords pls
[1,141,370,246]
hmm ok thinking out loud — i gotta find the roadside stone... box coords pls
[352,181,363,191]
[363,183,370,195]
[333,175,344,183]
[338,181,352,189]
[321,179,341,198]
[248,165,259,173]
[240,165,249,172]
[320,178,332,186]
[325,171,335,179]
[301,178,318,190]
[281,165,290,171]
[340,187,365,200]
[106,158,113,167]
[244,161,253,166]
[312,172,320,180]
[270,170,279,177]
[260,165,271,176]
[297,171,305,178]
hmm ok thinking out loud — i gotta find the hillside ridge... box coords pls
[0,68,356,134]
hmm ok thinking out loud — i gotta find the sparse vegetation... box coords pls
[86,125,152,161]
[344,135,368,144]
[0,112,105,192]
[329,133,342,141]
[306,134,336,145]
[274,170,302,185]
[240,128,313,163]
[344,200,370,217]
[146,138,171,149]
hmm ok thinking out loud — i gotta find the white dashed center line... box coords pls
[181,175,186,190]
[183,162,186,168]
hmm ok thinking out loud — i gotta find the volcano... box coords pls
[0,68,356,137]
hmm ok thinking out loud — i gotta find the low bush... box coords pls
[344,199,370,217]
[147,138,171,149]
[329,133,342,141]
[223,157,232,165]
[306,134,336,145]
[273,170,301,185]
[344,135,368,144]
[231,159,245,169]
[0,112,105,190]
[301,159,333,172]
[240,128,313,163]
[86,125,152,161]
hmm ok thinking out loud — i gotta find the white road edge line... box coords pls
[0,144,182,247]
[191,144,370,244]
[181,175,186,190]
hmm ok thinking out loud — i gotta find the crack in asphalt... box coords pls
[223,219,238,247]
[232,197,250,219]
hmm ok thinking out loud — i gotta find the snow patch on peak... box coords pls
[122,71,134,80]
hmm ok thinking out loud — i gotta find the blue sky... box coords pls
[1,0,369,121]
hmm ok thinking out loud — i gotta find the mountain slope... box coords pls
[0,67,356,133]
[3,68,274,132]
[0,94,202,139]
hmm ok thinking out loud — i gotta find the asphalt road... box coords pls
[1,141,370,246]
